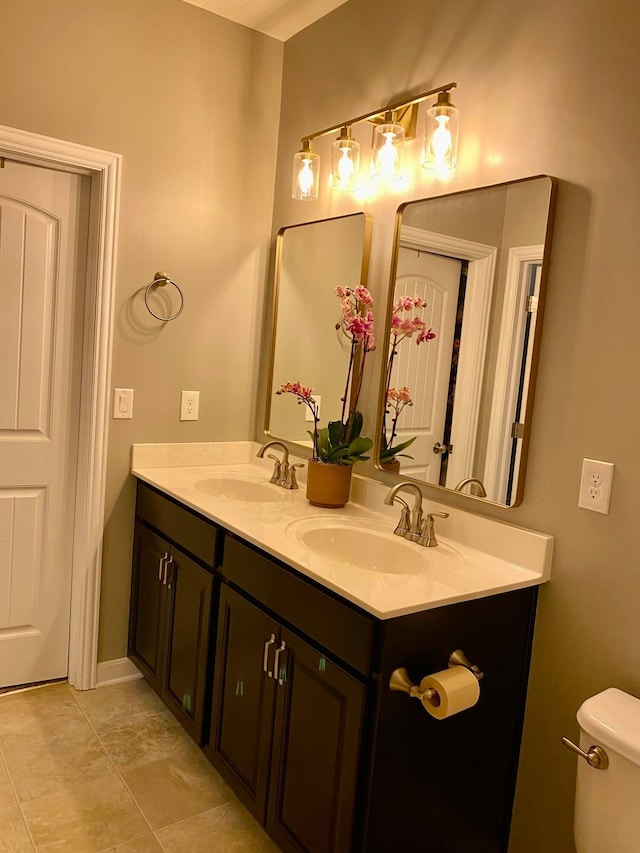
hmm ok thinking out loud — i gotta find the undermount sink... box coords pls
[193,475,287,502]
[287,517,462,575]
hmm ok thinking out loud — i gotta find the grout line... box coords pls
[0,750,38,852]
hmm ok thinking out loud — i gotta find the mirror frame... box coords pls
[374,175,557,507]
[264,212,373,443]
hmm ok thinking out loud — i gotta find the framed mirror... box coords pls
[375,176,556,506]
[265,212,372,446]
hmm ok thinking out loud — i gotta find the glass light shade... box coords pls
[292,143,320,200]
[422,92,459,171]
[330,127,360,193]
[371,119,405,182]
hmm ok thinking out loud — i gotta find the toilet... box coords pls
[572,687,640,852]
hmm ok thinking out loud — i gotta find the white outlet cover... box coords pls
[180,390,199,421]
[578,458,614,514]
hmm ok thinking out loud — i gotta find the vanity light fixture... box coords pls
[330,126,360,192]
[292,139,320,200]
[291,82,458,199]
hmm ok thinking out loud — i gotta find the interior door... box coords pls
[0,159,88,687]
[391,247,461,482]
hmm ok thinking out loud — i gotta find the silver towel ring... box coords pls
[144,271,184,321]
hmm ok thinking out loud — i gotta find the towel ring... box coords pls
[144,271,184,321]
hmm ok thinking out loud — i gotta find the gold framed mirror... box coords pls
[265,212,372,447]
[375,176,557,506]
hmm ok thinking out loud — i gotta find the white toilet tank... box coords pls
[574,687,640,853]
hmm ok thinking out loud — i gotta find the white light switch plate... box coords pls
[578,458,614,514]
[113,388,133,419]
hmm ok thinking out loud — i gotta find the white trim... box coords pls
[0,125,121,691]
[484,245,544,503]
[399,226,497,488]
[96,658,143,688]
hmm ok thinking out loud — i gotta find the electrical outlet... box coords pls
[180,390,199,421]
[578,458,614,514]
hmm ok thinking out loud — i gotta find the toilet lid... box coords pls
[577,687,640,766]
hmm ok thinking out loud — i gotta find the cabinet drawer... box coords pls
[222,535,374,675]
[136,481,218,567]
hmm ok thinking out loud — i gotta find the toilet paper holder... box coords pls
[389,649,483,703]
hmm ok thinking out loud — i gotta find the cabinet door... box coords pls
[161,545,213,744]
[208,584,278,822]
[267,629,366,853]
[128,524,168,686]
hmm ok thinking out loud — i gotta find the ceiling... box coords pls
[181,0,349,41]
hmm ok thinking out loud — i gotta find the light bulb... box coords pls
[337,148,354,186]
[430,115,452,165]
[298,158,314,196]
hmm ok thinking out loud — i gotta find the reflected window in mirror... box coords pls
[265,213,372,448]
[375,176,556,507]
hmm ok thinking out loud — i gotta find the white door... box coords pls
[390,247,461,483]
[0,159,88,687]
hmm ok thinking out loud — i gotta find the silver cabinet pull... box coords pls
[158,553,169,582]
[263,634,276,676]
[562,737,609,770]
[274,641,287,686]
[165,555,175,589]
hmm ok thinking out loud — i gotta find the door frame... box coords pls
[484,245,544,503]
[0,124,121,690]
[399,226,497,487]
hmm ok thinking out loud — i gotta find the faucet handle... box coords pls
[283,463,304,490]
[420,511,449,547]
[390,496,411,537]
[267,453,282,484]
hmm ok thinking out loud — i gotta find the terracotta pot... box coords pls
[380,459,401,473]
[306,460,353,508]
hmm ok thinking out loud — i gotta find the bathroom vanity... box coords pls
[128,444,552,853]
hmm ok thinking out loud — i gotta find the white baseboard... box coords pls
[96,657,143,688]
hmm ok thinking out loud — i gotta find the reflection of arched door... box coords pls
[390,248,461,482]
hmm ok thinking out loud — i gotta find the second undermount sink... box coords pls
[287,516,461,575]
[193,474,287,502]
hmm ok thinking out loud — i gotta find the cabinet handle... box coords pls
[274,641,287,686]
[263,633,276,677]
[165,555,175,589]
[158,553,169,582]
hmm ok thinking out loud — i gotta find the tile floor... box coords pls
[0,679,278,852]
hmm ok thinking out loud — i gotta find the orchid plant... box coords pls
[381,294,436,463]
[277,285,375,465]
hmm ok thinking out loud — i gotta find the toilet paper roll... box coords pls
[419,665,481,719]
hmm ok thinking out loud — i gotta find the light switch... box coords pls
[113,388,133,419]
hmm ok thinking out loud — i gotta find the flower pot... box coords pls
[380,459,401,473]
[306,460,353,508]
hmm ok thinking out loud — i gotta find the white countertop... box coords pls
[131,442,553,620]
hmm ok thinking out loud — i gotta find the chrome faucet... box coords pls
[383,482,449,547]
[454,477,487,498]
[256,441,295,488]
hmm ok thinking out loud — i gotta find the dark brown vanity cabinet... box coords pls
[129,483,539,852]
[129,483,218,743]
[205,536,369,853]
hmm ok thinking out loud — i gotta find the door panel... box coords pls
[0,161,88,686]
[392,248,461,482]
[162,546,212,740]
[129,525,168,683]
[211,584,278,821]
[268,629,365,853]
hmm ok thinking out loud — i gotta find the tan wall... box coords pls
[270,1,640,850]
[0,0,283,662]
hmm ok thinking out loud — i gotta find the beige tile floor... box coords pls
[0,679,279,852]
